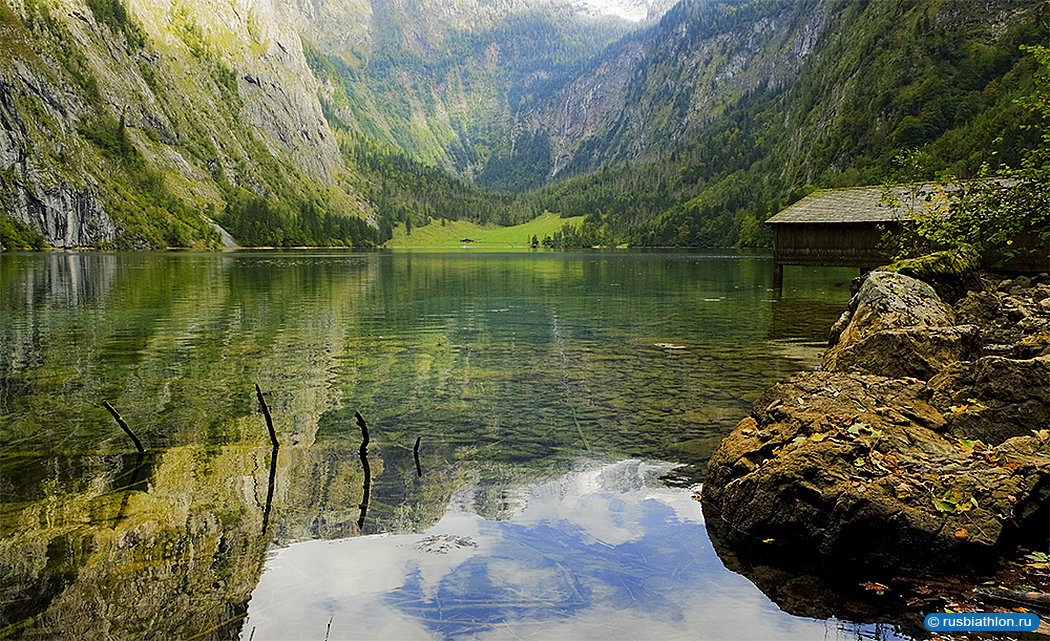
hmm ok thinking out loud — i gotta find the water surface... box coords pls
[0,250,913,639]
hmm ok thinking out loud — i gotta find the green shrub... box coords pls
[0,213,47,250]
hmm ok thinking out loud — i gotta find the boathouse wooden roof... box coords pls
[765,185,924,226]
[765,180,1042,281]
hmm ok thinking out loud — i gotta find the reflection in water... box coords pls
[357,411,372,530]
[0,250,892,639]
[261,447,278,536]
[702,505,926,639]
[244,460,915,640]
[114,451,148,526]
[0,445,273,640]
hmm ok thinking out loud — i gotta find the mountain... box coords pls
[519,0,1047,246]
[296,0,1044,247]
[0,0,373,249]
[0,0,1045,250]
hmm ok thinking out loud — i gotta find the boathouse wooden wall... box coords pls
[771,222,898,269]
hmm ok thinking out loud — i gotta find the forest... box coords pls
[297,0,1048,250]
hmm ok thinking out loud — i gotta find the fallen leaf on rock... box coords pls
[766,399,782,411]
[955,527,968,538]
[933,497,955,512]
[861,581,889,595]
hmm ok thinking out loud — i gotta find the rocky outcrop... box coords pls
[702,371,1049,574]
[703,270,1050,575]
[928,356,1050,445]
[824,271,981,380]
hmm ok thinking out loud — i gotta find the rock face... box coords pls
[540,1,830,177]
[703,270,1050,575]
[15,180,117,248]
[0,0,353,248]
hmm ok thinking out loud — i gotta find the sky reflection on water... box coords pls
[244,459,914,641]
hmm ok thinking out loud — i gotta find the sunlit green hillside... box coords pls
[386,213,586,248]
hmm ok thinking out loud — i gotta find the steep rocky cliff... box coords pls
[0,0,361,249]
[530,0,829,178]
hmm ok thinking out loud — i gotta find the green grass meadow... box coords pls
[385,213,586,248]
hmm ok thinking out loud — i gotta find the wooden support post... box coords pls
[772,262,784,294]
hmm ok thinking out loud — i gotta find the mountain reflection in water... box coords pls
[0,251,915,639]
[245,459,913,640]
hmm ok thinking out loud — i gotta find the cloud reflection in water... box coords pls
[243,460,912,640]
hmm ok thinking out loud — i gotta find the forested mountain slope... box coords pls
[298,0,656,179]
[0,0,387,249]
[303,0,1045,248]
[521,0,1047,247]
[1,0,1044,250]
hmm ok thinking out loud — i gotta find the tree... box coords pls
[883,43,1050,267]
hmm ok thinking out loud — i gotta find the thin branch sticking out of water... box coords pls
[355,411,369,450]
[414,436,422,477]
[255,384,279,448]
[102,401,145,453]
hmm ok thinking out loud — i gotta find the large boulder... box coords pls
[823,271,980,379]
[926,355,1050,445]
[701,371,1050,574]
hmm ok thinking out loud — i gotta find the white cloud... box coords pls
[243,459,910,641]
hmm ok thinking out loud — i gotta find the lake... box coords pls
[0,250,916,639]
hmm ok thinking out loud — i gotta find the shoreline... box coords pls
[702,268,1050,628]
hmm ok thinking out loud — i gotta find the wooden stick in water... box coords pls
[355,411,369,450]
[255,384,279,448]
[102,401,145,453]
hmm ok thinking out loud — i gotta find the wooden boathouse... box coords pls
[765,185,907,288]
[765,181,1046,287]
